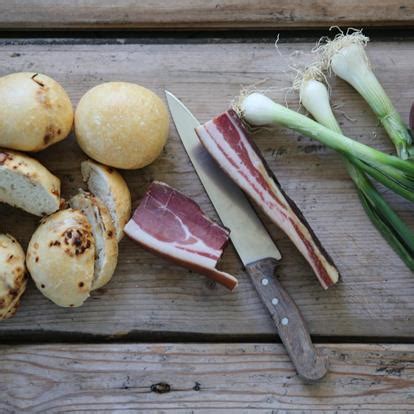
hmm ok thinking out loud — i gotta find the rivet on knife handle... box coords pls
[245,257,328,381]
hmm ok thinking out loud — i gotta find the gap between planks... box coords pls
[3,331,414,346]
[0,28,414,47]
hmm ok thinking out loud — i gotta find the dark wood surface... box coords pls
[0,39,413,341]
[0,1,412,30]
[0,5,414,406]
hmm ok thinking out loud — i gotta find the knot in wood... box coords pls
[151,382,171,394]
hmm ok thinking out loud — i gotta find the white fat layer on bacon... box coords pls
[198,119,338,287]
[125,218,218,267]
[124,218,237,289]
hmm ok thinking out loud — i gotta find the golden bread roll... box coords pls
[0,72,73,151]
[75,82,169,169]
[0,234,27,320]
[27,209,95,307]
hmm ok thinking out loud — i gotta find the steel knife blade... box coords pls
[165,92,280,265]
[165,91,328,381]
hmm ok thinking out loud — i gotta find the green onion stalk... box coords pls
[295,70,414,269]
[317,30,414,160]
[236,92,414,204]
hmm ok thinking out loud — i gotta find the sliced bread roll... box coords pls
[81,160,131,241]
[70,191,118,290]
[0,149,60,216]
[27,209,95,307]
[0,234,27,320]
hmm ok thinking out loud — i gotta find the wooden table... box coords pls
[1,1,414,412]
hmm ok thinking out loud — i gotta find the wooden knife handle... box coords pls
[245,257,328,381]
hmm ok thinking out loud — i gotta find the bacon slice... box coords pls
[124,181,238,290]
[196,110,339,289]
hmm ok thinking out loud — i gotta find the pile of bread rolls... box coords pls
[0,72,169,317]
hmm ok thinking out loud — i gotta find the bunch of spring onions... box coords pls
[237,92,414,202]
[237,92,414,268]
[296,68,414,269]
[318,29,414,160]
[234,29,414,269]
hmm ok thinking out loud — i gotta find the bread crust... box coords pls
[0,72,73,151]
[0,149,61,216]
[81,160,131,241]
[0,234,27,320]
[27,209,95,307]
[70,191,118,290]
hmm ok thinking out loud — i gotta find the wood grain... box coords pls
[1,342,414,412]
[0,0,412,30]
[0,40,413,339]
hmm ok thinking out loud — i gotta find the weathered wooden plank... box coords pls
[0,0,412,30]
[1,342,414,412]
[0,40,413,339]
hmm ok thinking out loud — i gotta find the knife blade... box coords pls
[166,91,328,381]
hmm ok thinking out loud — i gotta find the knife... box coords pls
[165,91,328,381]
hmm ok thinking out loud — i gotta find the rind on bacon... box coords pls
[124,181,238,290]
[196,110,339,289]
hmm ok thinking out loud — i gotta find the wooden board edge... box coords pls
[0,0,413,31]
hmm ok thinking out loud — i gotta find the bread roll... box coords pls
[70,191,118,290]
[27,209,95,307]
[81,160,131,241]
[0,72,73,151]
[0,149,61,216]
[75,82,169,169]
[0,234,27,320]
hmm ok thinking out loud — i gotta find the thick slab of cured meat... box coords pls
[124,181,238,290]
[196,110,339,289]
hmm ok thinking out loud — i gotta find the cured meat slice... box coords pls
[124,181,238,290]
[196,109,339,289]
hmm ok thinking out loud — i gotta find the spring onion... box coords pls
[236,92,414,202]
[317,30,413,160]
[297,73,414,269]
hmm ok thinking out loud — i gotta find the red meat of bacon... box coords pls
[124,181,238,290]
[195,109,339,289]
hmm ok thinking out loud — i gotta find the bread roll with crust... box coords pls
[27,209,95,307]
[0,234,27,320]
[75,82,169,169]
[0,149,61,216]
[70,191,118,290]
[0,72,73,151]
[81,160,131,241]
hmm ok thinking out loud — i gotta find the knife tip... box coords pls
[165,90,174,99]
